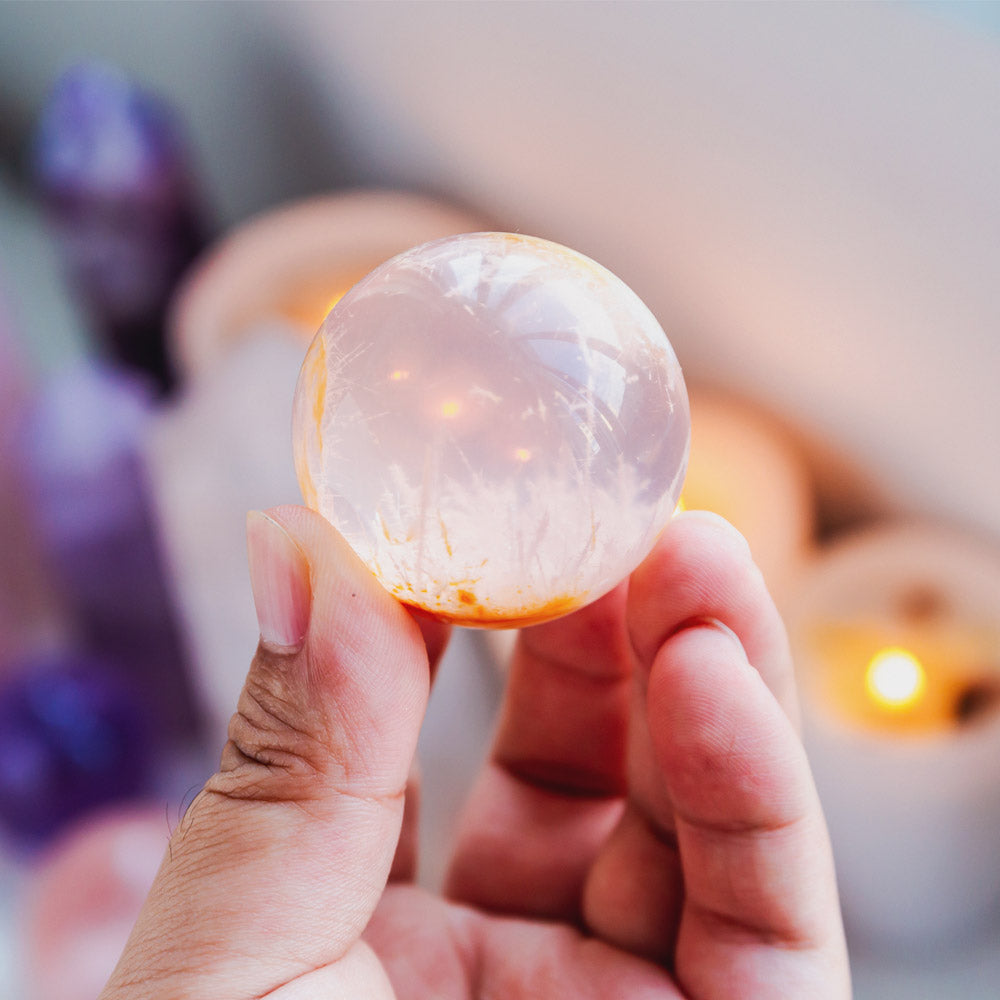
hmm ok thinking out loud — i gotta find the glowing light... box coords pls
[675,495,687,514]
[866,647,926,710]
[439,399,461,419]
[322,289,347,318]
[514,447,532,463]
[389,369,410,382]
[284,287,351,335]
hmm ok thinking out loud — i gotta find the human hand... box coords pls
[100,505,850,999]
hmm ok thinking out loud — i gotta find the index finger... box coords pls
[582,511,849,992]
[652,622,851,997]
[629,511,800,726]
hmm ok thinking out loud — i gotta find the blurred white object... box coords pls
[416,627,502,891]
[145,326,304,741]
[169,190,490,379]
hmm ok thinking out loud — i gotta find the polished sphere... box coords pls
[293,233,689,626]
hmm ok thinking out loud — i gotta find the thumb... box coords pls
[102,505,432,999]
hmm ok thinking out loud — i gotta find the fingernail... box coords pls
[702,616,748,659]
[669,615,747,660]
[246,510,311,654]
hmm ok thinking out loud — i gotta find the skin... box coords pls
[100,506,850,1000]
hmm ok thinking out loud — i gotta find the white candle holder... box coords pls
[784,522,1000,952]
[168,189,490,380]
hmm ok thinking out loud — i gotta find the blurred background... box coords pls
[1,2,999,998]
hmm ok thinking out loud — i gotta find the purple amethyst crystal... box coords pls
[0,654,155,845]
[33,63,206,392]
[16,361,203,741]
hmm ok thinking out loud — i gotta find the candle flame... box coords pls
[865,647,926,710]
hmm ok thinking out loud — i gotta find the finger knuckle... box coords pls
[206,652,330,803]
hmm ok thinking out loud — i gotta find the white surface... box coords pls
[144,327,305,743]
[416,628,503,892]
[852,937,1000,1000]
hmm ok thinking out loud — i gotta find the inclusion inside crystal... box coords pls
[292,232,689,627]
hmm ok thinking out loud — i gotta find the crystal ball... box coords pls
[292,232,689,627]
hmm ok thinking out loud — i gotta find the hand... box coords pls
[100,506,850,999]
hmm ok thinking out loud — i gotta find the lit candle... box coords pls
[785,522,1000,951]
[806,621,996,736]
[168,190,490,380]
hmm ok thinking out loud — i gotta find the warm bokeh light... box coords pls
[321,289,347,318]
[865,647,926,710]
[389,369,410,382]
[283,287,354,336]
[514,447,532,463]
[439,399,461,419]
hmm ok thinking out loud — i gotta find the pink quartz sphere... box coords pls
[293,233,689,627]
[20,805,167,1000]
